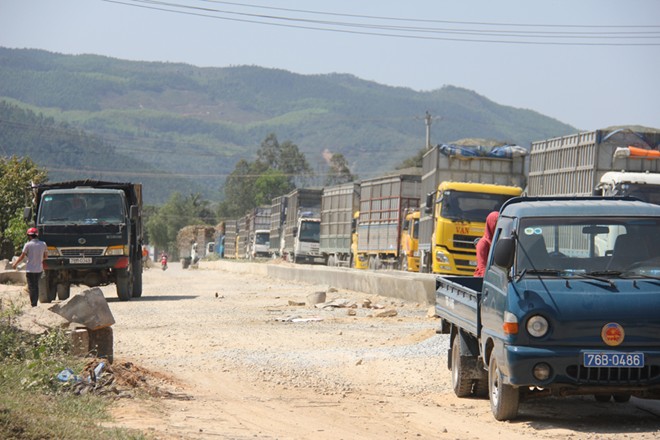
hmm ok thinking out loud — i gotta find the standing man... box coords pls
[12,227,48,307]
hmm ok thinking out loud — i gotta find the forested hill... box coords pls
[0,47,576,204]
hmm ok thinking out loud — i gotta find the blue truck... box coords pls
[435,196,660,420]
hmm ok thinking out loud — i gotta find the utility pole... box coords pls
[419,111,441,149]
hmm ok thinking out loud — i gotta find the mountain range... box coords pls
[0,47,577,204]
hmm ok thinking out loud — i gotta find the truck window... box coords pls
[440,191,513,222]
[39,193,125,224]
[299,221,320,242]
[515,217,660,275]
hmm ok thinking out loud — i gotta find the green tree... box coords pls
[0,156,48,257]
[145,192,214,254]
[220,133,313,218]
[253,169,292,206]
[324,153,355,186]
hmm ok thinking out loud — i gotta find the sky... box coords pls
[1,0,659,132]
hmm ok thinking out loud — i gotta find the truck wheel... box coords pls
[132,259,143,298]
[56,283,70,301]
[451,334,474,397]
[115,268,132,301]
[488,352,519,421]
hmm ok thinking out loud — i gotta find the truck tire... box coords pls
[488,352,519,421]
[115,268,132,301]
[451,334,474,397]
[132,258,143,298]
[56,283,70,301]
[38,272,57,303]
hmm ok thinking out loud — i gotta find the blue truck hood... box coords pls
[513,277,660,347]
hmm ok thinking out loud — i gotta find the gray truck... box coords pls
[527,127,660,202]
[320,182,360,267]
[25,180,143,302]
[435,196,660,420]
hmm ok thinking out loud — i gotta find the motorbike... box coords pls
[160,255,168,271]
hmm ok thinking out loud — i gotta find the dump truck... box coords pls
[355,169,421,270]
[527,127,660,201]
[320,182,360,267]
[24,180,143,302]
[419,144,527,275]
[435,196,660,421]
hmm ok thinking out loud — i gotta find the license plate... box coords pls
[583,351,644,368]
[69,257,92,264]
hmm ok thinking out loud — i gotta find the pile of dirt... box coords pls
[62,358,191,401]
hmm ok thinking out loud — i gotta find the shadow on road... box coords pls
[106,295,198,302]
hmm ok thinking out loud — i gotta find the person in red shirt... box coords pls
[474,211,499,277]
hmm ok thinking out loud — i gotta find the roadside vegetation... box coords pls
[0,300,148,440]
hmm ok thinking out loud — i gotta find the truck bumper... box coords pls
[44,256,129,271]
[501,345,660,397]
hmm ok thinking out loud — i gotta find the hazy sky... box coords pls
[1,0,659,132]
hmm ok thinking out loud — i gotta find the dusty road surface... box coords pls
[76,262,660,439]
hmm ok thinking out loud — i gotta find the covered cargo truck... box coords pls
[320,182,360,267]
[246,206,272,259]
[281,188,323,264]
[527,127,660,201]
[419,144,527,274]
[356,169,421,270]
[24,180,143,302]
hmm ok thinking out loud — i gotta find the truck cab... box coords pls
[249,229,271,259]
[291,215,323,264]
[427,182,521,275]
[595,171,660,205]
[27,181,143,302]
[399,209,420,271]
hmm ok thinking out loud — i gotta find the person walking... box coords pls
[12,227,48,307]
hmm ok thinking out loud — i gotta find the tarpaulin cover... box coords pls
[438,144,528,159]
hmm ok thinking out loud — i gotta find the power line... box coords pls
[101,0,660,46]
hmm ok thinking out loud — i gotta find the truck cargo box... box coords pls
[527,128,660,197]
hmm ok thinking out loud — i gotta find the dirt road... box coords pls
[96,261,659,439]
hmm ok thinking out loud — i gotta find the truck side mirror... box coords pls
[23,207,32,222]
[493,237,515,269]
[129,205,139,220]
[424,193,434,214]
[293,226,298,236]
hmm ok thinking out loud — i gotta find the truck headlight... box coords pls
[435,251,449,263]
[105,245,128,256]
[526,315,549,338]
[47,246,60,257]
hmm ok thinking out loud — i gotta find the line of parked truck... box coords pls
[220,127,660,277]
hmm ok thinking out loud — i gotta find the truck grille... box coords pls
[60,248,105,257]
[566,364,660,385]
[453,234,478,249]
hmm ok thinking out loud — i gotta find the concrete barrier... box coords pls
[200,260,437,305]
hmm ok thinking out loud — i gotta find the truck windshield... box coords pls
[255,232,270,245]
[516,216,660,276]
[299,221,320,243]
[440,191,513,222]
[39,193,125,225]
